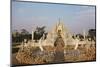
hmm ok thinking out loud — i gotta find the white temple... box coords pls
[21,20,95,51]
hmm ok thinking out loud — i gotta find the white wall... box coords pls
[0,0,100,67]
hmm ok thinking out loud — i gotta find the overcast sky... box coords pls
[12,1,96,34]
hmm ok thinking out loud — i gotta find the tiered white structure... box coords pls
[30,20,75,50]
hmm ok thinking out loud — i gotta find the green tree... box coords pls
[88,29,96,41]
[34,26,46,40]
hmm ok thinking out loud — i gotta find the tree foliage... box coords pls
[34,26,47,40]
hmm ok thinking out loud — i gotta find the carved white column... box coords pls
[74,38,79,50]
[83,30,86,40]
[32,30,34,40]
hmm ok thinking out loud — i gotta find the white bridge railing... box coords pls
[18,38,95,52]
